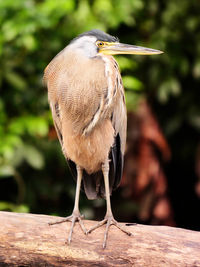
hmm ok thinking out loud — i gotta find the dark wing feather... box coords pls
[111,133,124,190]
[67,159,99,199]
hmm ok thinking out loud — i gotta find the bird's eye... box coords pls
[96,41,104,47]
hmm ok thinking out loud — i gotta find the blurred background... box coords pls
[0,0,200,231]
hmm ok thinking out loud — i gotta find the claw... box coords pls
[87,215,133,248]
[48,215,73,226]
[49,211,87,244]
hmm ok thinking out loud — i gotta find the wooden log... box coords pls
[0,211,200,266]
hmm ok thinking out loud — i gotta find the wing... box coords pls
[110,66,127,190]
[44,48,113,136]
[81,60,127,199]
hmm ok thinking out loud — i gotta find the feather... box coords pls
[68,133,123,200]
[45,44,127,200]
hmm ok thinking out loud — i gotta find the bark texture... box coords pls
[0,211,200,266]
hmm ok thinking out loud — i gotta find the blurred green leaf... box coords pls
[9,116,49,137]
[24,145,44,169]
[5,71,27,91]
[117,56,137,71]
[125,91,142,111]
[0,202,29,213]
[193,60,200,79]
[123,76,143,91]
[157,78,181,103]
[0,165,15,177]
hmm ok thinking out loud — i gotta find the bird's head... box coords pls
[69,29,163,58]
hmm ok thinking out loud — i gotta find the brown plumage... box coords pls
[45,47,126,198]
[44,29,163,248]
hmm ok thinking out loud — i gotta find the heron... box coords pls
[44,29,163,248]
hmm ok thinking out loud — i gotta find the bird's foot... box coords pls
[87,214,133,248]
[49,211,87,244]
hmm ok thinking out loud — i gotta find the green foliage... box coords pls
[0,201,29,213]
[0,0,200,222]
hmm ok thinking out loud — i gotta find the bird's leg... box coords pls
[49,165,87,244]
[87,160,132,248]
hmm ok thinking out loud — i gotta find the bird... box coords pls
[44,29,163,248]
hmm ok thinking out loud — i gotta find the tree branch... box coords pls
[0,211,200,266]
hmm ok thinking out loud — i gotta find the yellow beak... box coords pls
[99,42,163,55]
